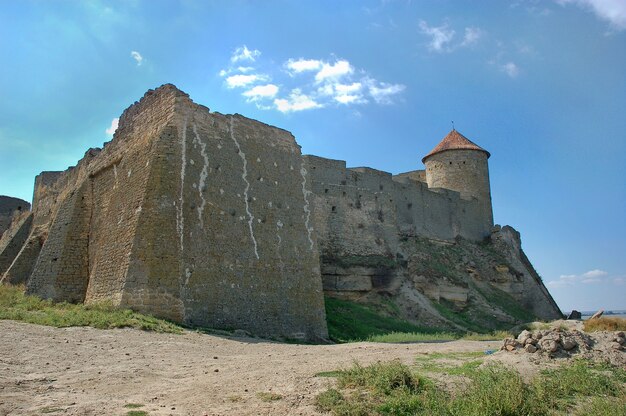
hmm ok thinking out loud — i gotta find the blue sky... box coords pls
[1,0,624,312]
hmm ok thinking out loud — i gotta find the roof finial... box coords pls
[451,120,455,131]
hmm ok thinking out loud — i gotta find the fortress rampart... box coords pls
[0,84,562,339]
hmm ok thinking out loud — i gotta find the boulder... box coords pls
[524,337,537,346]
[502,338,521,351]
[524,344,537,353]
[566,310,582,320]
[517,330,532,344]
[539,339,559,353]
[561,337,577,351]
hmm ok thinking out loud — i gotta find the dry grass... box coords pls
[583,317,626,332]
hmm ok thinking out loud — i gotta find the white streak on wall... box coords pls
[177,118,188,252]
[193,123,209,228]
[300,163,315,250]
[276,222,285,272]
[113,164,118,189]
[230,116,259,259]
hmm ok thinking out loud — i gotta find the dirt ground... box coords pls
[0,320,502,416]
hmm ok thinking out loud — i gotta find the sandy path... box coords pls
[0,321,499,416]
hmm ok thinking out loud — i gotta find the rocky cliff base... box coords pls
[324,227,562,333]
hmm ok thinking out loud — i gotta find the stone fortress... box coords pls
[0,84,561,341]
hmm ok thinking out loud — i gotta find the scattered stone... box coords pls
[589,309,604,320]
[539,339,559,353]
[561,337,577,351]
[502,338,520,351]
[517,330,531,344]
[524,337,537,346]
[611,342,623,351]
[614,336,625,345]
[566,310,582,320]
[524,344,537,353]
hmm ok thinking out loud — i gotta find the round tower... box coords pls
[422,129,493,232]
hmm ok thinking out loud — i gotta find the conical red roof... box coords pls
[422,129,490,163]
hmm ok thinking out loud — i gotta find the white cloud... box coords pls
[556,0,626,30]
[500,62,520,78]
[315,60,354,82]
[335,82,362,94]
[242,84,279,101]
[461,27,483,46]
[231,45,261,62]
[367,80,406,104]
[547,269,612,288]
[220,47,405,112]
[130,50,143,66]
[105,118,119,136]
[419,20,456,52]
[581,269,609,278]
[286,58,323,73]
[331,82,367,105]
[225,74,267,88]
[274,89,323,113]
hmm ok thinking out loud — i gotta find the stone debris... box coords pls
[500,327,625,367]
[589,309,604,320]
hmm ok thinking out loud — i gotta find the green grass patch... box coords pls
[367,331,458,343]
[0,284,183,333]
[431,300,485,333]
[124,403,145,409]
[324,296,449,342]
[461,330,512,340]
[474,285,536,323]
[126,411,148,416]
[256,392,282,402]
[316,359,626,415]
[531,360,626,413]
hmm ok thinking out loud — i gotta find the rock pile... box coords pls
[501,328,625,366]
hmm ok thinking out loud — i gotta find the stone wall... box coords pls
[0,196,30,239]
[23,84,328,341]
[0,212,32,277]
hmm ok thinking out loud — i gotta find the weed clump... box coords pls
[0,284,183,333]
[316,359,626,416]
[583,316,626,332]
